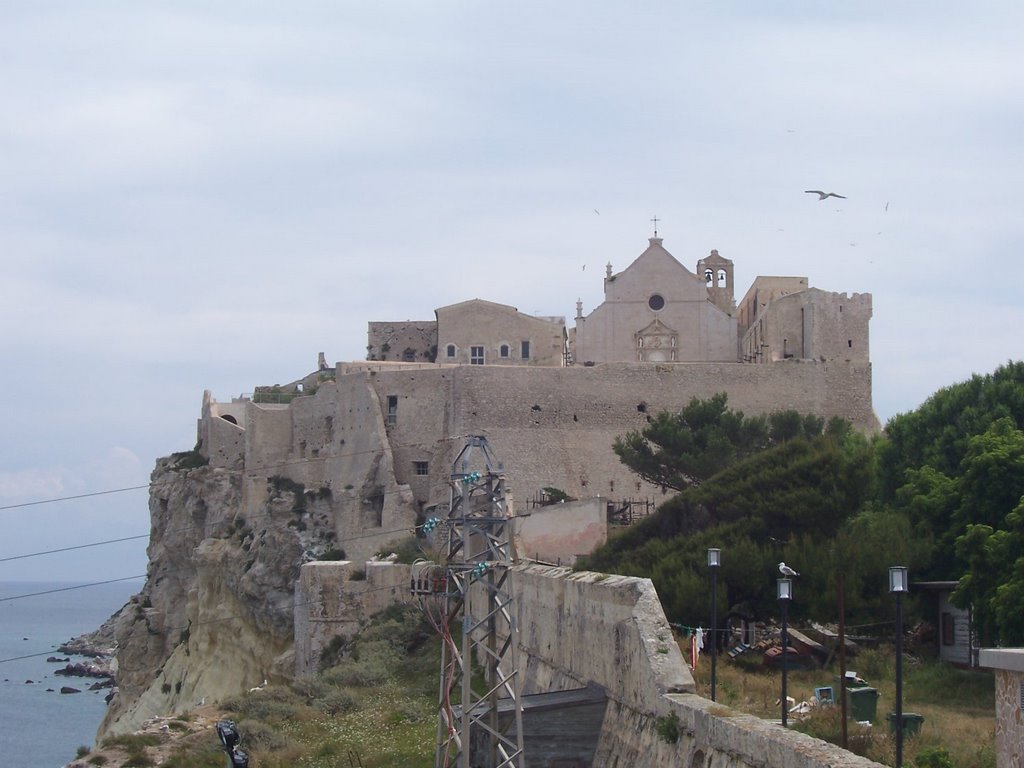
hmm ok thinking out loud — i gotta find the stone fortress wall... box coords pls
[197,355,877,567]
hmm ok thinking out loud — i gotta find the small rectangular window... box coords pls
[470,346,485,365]
[521,340,531,359]
[414,461,429,476]
[386,395,398,425]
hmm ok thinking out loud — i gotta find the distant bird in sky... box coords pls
[593,209,601,215]
[805,190,847,200]
[778,562,800,577]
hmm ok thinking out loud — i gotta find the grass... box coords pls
[688,642,995,768]
[159,604,438,768]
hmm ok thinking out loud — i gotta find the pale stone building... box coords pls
[436,299,567,367]
[573,237,739,364]
[365,235,871,373]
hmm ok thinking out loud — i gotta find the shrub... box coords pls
[160,744,225,768]
[236,718,295,751]
[318,634,350,670]
[170,450,209,470]
[655,711,680,743]
[914,747,954,768]
[315,689,360,716]
[101,734,161,751]
[76,746,90,758]
[221,687,302,722]
[122,754,155,768]
[323,656,393,688]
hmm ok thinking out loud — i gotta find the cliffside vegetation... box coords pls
[581,361,1024,645]
[74,605,438,768]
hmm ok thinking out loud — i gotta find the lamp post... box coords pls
[890,566,908,768]
[777,577,792,727]
[708,548,721,702]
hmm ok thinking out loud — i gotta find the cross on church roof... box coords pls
[650,215,659,236]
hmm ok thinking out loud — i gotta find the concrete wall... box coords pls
[979,648,1024,768]
[515,497,607,565]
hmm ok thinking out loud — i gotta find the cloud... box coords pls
[0,468,65,502]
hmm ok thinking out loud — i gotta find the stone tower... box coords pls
[696,249,736,316]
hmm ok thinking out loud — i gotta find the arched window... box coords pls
[446,344,456,358]
[499,344,510,358]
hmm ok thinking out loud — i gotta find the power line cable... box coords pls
[0,535,151,563]
[1,575,147,602]
[0,485,150,511]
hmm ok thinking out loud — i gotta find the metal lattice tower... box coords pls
[415,436,525,768]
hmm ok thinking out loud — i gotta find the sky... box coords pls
[2,2,1022,582]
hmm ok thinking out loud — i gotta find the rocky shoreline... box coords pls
[46,616,122,699]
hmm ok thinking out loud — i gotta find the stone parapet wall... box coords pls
[593,695,885,768]
[512,564,885,768]
[511,566,692,709]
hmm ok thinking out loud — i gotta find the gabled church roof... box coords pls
[608,237,697,283]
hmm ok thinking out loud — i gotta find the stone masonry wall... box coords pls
[511,565,885,768]
[199,356,876,565]
[294,560,410,678]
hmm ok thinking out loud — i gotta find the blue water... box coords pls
[0,580,142,768]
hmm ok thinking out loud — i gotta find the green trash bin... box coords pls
[846,686,880,723]
[886,712,924,736]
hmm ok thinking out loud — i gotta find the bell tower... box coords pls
[696,249,736,316]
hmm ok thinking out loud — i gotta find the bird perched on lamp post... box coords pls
[778,562,800,577]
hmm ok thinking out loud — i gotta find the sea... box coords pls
[0,579,142,768]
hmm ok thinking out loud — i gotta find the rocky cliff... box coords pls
[95,450,344,736]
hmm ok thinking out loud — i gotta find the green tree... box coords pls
[953,504,1024,645]
[612,394,830,492]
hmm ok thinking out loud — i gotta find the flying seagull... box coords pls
[778,562,800,577]
[805,190,847,200]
